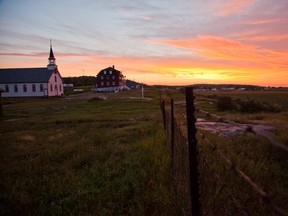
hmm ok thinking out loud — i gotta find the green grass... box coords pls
[198,131,288,216]
[0,90,177,216]
[1,89,287,215]
[162,89,288,215]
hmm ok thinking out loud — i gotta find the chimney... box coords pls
[112,65,114,69]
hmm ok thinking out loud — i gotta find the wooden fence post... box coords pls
[161,100,166,131]
[170,98,175,172]
[185,87,200,216]
[0,90,3,117]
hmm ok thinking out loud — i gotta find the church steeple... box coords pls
[47,40,57,70]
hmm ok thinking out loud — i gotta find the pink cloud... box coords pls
[240,18,282,25]
[208,0,257,16]
[240,34,288,42]
[0,52,97,58]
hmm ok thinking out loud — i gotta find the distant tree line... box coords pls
[63,76,96,87]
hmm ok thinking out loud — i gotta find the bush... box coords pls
[238,99,281,113]
[216,96,235,111]
[238,99,264,113]
[216,96,282,113]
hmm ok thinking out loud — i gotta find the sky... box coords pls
[0,0,288,87]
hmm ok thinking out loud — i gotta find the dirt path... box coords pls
[64,92,110,100]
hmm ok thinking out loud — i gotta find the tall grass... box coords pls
[0,91,176,215]
[165,89,288,215]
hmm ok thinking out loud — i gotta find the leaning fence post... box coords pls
[185,87,200,216]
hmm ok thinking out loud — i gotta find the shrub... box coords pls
[238,99,281,113]
[216,96,235,111]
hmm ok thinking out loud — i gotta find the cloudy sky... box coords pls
[0,0,287,86]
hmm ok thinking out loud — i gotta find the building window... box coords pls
[23,84,27,92]
[50,84,53,92]
[101,76,104,80]
[101,82,104,86]
[55,76,57,82]
[14,85,18,92]
[104,71,106,75]
[40,84,44,92]
[5,85,9,92]
[59,84,62,92]
[32,84,36,92]
[112,81,115,86]
[109,71,112,74]
[107,81,110,86]
[112,75,115,79]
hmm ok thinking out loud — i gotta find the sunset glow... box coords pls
[0,0,287,86]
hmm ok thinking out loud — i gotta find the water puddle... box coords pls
[196,118,274,136]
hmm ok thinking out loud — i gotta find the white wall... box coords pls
[47,70,64,96]
[0,83,48,97]
[1,69,64,97]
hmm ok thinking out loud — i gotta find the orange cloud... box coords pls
[1,39,287,87]
[151,35,288,70]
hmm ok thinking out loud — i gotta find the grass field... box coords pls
[1,88,287,215]
[163,89,288,215]
[0,90,178,216]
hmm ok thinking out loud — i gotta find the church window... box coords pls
[51,84,53,92]
[40,84,44,92]
[32,84,36,92]
[14,85,18,92]
[5,85,9,92]
[55,76,57,82]
[23,84,27,92]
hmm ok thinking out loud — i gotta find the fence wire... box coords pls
[161,100,192,216]
[160,95,288,216]
[198,130,288,216]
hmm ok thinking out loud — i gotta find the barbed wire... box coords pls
[161,99,288,216]
[199,149,248,216]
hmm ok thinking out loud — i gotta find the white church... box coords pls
[0,45,64,97]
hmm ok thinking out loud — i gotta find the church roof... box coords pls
[0,67,55,83]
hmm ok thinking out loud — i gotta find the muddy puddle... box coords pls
[196,118,274,136]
